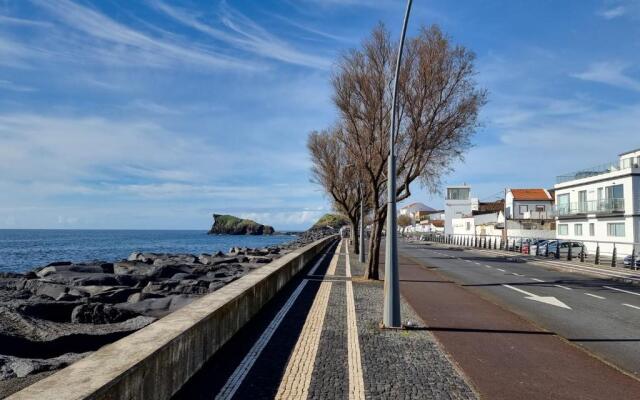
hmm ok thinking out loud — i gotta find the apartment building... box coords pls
[554,148,640,256]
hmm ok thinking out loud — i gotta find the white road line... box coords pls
[531,278,544,282]
[216,279,309,400]
[585,293,605,300]
[623,303,640,310]
[275,281,333,399]
[554,285,573,291]
[474,262,482,266]
[604,286,640,297]
[345,246,365,400]
[496,268,505,272]
[307,246,334,276]
[484,265,492,268]
[512,273,524,277]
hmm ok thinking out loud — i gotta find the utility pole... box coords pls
[383,0,412,329]
[359,183,365,264]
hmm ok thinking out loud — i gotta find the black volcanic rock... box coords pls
[207,214,275,235]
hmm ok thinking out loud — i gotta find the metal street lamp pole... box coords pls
[383,0,412,329]
[359,183,365,264]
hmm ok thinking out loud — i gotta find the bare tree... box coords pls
[308,126,368,256]
[332,23,486,279]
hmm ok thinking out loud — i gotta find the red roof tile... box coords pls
[510,189,552,201]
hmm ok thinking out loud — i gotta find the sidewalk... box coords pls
[174,238,476,399]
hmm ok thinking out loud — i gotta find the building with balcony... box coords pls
[504,188,556,239]
[553,148,640,256]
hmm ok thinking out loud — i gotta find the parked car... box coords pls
[547,240,587,258]
[623,255,640,268]
[528,239,550,255]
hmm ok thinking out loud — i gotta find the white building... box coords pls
[399,202,436,223]
[444,185,478,235]
[554,148,640,256]
[504,189,556,239]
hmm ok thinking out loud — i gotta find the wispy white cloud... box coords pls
[151,0,331,69]
[30,0,253,71]
[598,5,627,19]
[572,61,640,91]
[0,79,36,92]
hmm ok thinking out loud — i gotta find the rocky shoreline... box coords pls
[0,227,334,397]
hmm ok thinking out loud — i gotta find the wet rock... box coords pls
[71,303,139,324]
[113,261,156,276]
[89,287,139,304]
[23,280,69,301]
[0,353,90,379]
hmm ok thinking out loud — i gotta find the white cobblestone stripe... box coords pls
[345,245,365,400]
[215,279,310,400]
[326,239,342,276]
[275,280,333,400]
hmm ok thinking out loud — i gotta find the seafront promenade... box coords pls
[10,235,640,399]
[175,238,475,399]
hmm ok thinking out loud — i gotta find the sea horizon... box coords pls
[0,229,298,274]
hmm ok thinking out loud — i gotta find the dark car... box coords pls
[623,255,640,268]
[547,241,587,258]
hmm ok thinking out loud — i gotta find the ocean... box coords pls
[0,229,297,274]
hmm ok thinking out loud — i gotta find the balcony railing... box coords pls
[522,210,555,220]
[556,160,636,184]
[555,198,625,216]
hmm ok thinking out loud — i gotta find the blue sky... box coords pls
[0,0,639,230]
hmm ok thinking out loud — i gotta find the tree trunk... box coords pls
[350,219,360,256]
[364,215,384,280]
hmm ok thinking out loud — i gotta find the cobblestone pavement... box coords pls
[174,239,477,399]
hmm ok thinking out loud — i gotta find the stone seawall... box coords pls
[8,235,336,400]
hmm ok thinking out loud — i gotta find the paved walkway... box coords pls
[174,239,476,400]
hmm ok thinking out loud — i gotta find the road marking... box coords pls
[531,278,544,282]
[474,262,482,266]
[216,279,309,400]
[603,286,640,297]
[327,239,342,276]
[345,246,365,400]
[554,285,573,291]
[496,268,505,272]
[307,246,334,276]
[275,281,333,399]
[623,303,640,310]
[585,293,605,300]
[502,284,572,309]
[484,265,492,268]
[512,273,524,277]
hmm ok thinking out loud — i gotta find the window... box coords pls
[622,157,634,169]
[589,223,595,236]
[605,184,623,200]
[578,190,587,212]
[607,222,625,237]
[574,224,583,236]
[535,205,545,212]
[557,194,570,214]
[466,222,471,231]
[519,205,529,214]
[558,224,568,235]
[447,188,470,200]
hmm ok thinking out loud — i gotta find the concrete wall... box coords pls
[8,235,336,400]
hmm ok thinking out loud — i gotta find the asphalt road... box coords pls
[400,240,640,378]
